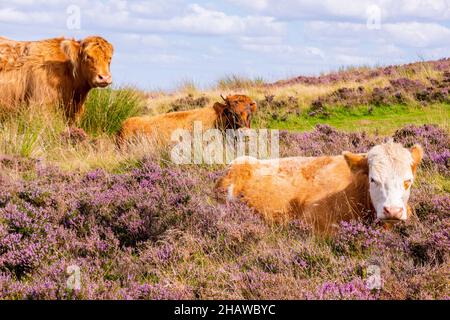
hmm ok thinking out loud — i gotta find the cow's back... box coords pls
[218,155,370,232]
[0,38,30,109]
[119,107,218,144]
[0,37,72,111]
[0,37,67,69]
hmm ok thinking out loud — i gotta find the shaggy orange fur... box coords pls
[216,148,421,233]
[118,95,257,145]
[0,36,114,121]
[216,156,371,233]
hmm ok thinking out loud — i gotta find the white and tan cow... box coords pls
[216,141,423,233]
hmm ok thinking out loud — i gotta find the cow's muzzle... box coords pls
[382,206,404,221]
[95,74,112,87]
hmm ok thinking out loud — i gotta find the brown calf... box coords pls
[118,94,257,145]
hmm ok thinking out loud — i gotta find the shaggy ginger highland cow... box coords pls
[118,94,257,146]
[0,36,114,122]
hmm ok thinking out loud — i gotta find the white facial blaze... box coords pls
[367,143,415,220]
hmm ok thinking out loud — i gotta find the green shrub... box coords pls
[80,87,145,136]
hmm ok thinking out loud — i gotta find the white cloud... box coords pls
[238,36,283,46]
[0,1,285,37]
[227,0,450,22]
[383,22,450,47]
[114,33,168,49]
[304,21,450,48]
[239,36,326,61]
[116,52,187,64]
[0,7,54,24]
[97,4,284,36]
[227,0,269,11]
[128,0,186,18]
[334,53,375,65]
[418,45,450,59]
[1,0,449,89]
[161,4,284,35]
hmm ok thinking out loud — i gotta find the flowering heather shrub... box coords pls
[389,78,426,92]
[168,94,210,112]
[0,203,57,279]
[332,221,385,255]
[311,87,372,110]
[370,86,400,106]
[308,70,449,110]
[280,124,449,175]
[0,159,268,299]
[279,124,382,157]
[256,95,300,121]
[430,196,450,216]
[0,124,448,299]
[393,124,449,174]
[411,188,450,222]
[0,155,39,173]
[268,58,450,88]
[60,127,88,145]
[407,229,449,268]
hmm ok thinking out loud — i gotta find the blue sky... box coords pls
[1,0,450,90]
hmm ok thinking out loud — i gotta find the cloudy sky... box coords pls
[1,0,450,90]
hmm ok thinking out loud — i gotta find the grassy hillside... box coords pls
[0,59,448,299]
[267,103,449,134]
[1,58,448,172]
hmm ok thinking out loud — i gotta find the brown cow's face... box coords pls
[62,36,114,88]
[80,36,114,88]
[214,95,257,129]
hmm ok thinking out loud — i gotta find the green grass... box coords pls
[217,75,265,90]
[80,87,145,137]
[0,106,66,158]
[265,103,450,134]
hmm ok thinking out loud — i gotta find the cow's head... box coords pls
[213,95,257,129]
[343,142,423,222]
[61,36,114,88]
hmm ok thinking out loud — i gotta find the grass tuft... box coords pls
[80,87,145,137]
[0,105,65,158]
[217,75,265,90]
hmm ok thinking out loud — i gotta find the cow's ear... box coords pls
[410,144,423,175]
[213,102,227,115]
[343,151,368,174]
[61,40,80,69]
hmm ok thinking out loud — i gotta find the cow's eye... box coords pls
[370,178,380,185]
